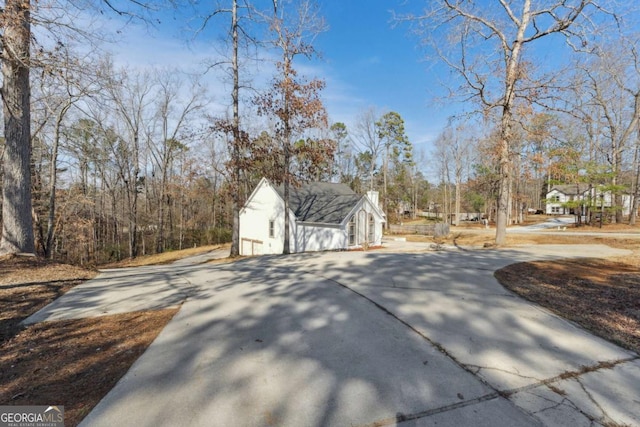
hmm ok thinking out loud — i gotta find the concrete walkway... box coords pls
[25,244,640,426]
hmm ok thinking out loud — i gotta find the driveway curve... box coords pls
[27,244,639,426]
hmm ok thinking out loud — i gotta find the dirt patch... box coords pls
[404,229,640,250]
[102,244,226,268]
[0,255,98,345]
[565,222,640,232]
[495,257,640,354]
[0,309,177,426]
[0,255,178,426]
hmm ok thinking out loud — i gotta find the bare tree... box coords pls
[198,0,258,258]
[0,0,175,255]
[572,38,640,223]
[32,48,97,258]
[521,112,563,211]
[352,107,384,191]
[99,62,154,258]
[147,69,207,253]
[433,128,453,223]
[257,0,327,255]
[229,0,243,257]
[405,0,611,245]
[441,123,472,226]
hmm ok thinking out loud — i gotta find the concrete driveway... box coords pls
[26,244,640,426]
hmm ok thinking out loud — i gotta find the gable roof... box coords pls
[549,184,591,196]
[274,181,363,224]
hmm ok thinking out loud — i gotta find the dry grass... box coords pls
[0,256,98,344]
[405,224,640,250]
[495,257,640,354]
[404,228,640,250]
[0,309,177,426]
[0,253,182,426]
[102,244,227,268]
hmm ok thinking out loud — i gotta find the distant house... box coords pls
[239,178,386,255]
[545,184,632,216]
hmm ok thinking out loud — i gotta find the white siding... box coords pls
[545,187,632,216]
[622,195,631,215]
[295,224,347,252]
[240,180,297,255]
[241,179,386,255]
[342,197,384,248]
[545,189,566,215]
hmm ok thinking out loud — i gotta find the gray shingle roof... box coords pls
[550,184,591,195]
[274,182,362,224]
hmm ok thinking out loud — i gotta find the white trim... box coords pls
[340,196,386,228]
[296,221,343,229]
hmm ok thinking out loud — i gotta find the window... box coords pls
[551,206,561,214]
[551,195,561,202]
[368,214,375,243]
[348,215,356,245]
[268,220,275,238]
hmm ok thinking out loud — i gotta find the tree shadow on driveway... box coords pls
[79,244,637,426]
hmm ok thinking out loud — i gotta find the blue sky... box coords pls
[312,1,448,146]
[106,1,452,157]
[98,0,638,181]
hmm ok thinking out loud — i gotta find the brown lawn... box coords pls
[495,257,640,354]
[0,255,178,426]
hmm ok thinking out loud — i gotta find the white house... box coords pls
[239,178,386,255]
[546,184,632,216]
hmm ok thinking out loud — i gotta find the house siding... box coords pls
[295,224,347,252]
[546,189,570,215]
[240,180,297,255]
[343,198,384,248]
[240,178,385,255]
[545,186,631,216]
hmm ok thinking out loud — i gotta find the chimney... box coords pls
[367,191,379,208]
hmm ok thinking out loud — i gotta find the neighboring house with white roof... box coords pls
[545,184,632,216]
[239,178,386,255]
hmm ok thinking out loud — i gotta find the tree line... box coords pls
[1,0,639,264]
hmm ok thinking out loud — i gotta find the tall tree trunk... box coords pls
[496,4,529,245]
[282,56,292,255]
[126,135,140,258]
[630,132,640,225]
[454,180,460,226]
[230,0,241,257]
[368,154,375,192]
[614,149,623,224]
[44,106,69,258]
[156,167,167,254]
[496,32,522,245]
[0,0,35,254]
[412,172,418,220]
[283,145,291,254]
[383,144,389,227]
[495,111,513,246]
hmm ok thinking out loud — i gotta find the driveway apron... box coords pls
[281,245,639,426]
[79,259,538,426]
